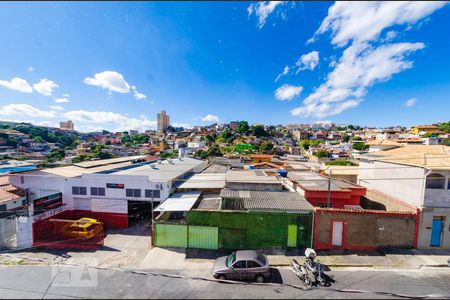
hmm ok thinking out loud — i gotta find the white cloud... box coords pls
[172,122,193,129]
[35,121,58,128]
[295,51,319,74]
[0,103,56,118]
[49,105,64,111]
[0,77,33,93]
[84,71,131,94]
[405,98,417,107]
[131,86,147,100]
[28,67,34,72]
[275,84,303,101]
[274,65,290,82]
[54,97,70,103]
[291,42,424,118]
[311,1,447,46]
[62,93,70,98]
[201,114,220,123]
[248,1,286,28]
[33,78,58,96]
[63,110,156,132]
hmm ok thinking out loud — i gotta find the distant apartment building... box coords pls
[129,130,139,136]
[59,120,74,131]
[157,111,170,133]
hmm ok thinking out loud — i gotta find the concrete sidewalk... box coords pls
[267,249,450,269]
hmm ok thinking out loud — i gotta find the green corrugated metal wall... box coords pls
[154,224,188,248]
[186,211,313,250]
[188,226,218,249]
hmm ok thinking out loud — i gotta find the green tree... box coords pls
[342,134,350,143]
[46,149,66,162]
[438,121,450,133]
[352,136,362,141]
[314,149,330,158]
[252,125,267,137]
[440,138,450,146]
[259,141,274,154]
[353,142,368,151]
[325,159,358,166]
[72,154,91,163]
[237,121,249,134]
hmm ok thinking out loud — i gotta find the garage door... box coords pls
[74,198,92,211]
[188,226,218,250]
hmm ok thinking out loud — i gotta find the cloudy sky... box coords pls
[0,1,449,132]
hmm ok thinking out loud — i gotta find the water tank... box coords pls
[278,170,288,177]
[248,165,255,170]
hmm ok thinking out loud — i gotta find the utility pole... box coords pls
[327,170,332,208]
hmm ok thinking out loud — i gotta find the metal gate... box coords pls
[154,224,188,248]
[188,226,218,250]
[154,224,219,249]
[0,216,17,248]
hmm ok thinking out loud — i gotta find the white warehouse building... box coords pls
[9,155,206,228]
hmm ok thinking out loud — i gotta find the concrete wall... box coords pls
[423,171,450,208]
[417,207,450,249]
[358,160,426,208]
[314,209,416,250]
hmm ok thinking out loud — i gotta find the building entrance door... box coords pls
[331,221,344,247]
[430,217,444,247]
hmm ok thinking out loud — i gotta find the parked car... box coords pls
[212,250,271,283]
[62,217,102,241]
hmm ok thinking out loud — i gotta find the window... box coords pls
[72,186,87,195]
[20,176,24,184]
[246,260,261,268]
[126,189,141,198]
[91,187,105,196]
[233,260,246,269]
[256,253,266,265]
[226,252,236,268]
[145,189,160,199]
[426,173,445,189]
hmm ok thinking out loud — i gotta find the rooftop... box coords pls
[0,176,25,204]
[220,188,314,213]
[177,173,226,190]
[195,193,222,210]
[154,192,201,212]
[16,156,204,180]
[226,170,281,184]
[360,145,450,170]
[113,157,205,181]
[288,171,365,192]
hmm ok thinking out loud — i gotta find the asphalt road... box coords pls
[1,265,450,299]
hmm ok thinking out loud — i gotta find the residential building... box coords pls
[358,145,450,249]
[410,125,439,135]
[287,171,367,208]
[157,110,170,133]
[59,120,74,131]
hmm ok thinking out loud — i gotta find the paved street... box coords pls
[1,265,450,299]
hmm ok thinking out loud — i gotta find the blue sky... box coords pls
[0,1,449,132]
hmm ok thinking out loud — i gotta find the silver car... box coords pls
[212,250,271,283]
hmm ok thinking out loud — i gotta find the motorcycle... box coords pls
[290,248,335,287]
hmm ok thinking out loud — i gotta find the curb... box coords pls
[271,263,375,268]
